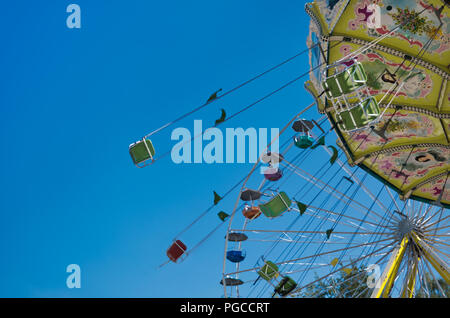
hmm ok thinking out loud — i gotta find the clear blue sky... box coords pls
[0,1,324,297]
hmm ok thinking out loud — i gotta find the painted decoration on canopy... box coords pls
[328,43,442,106]
[362,146,450,193]
[412,173,450,203]
[341,109,445,157]
[305,0,450,207]
[341,0,450,66]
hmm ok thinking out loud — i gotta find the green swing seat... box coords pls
[337,97,380,131]
[258,261,279,281]
[129,139,155,167]
[274,276,297,297]
[259,192,292,218]
[294,135,314,149]
[322,62,367,99]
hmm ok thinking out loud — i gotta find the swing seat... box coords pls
[240,189,262,201]
[259,192,292,218]
[258,261,279,281]
[226,232,248,242]
[337,97,380,131]
[294,135,314,149]
[226,250,246,263]
[264,167,283,181]
[322,62,367,99]
[261,152,284,164]
[274,276,297,296]
[129,139,155,167]
[292,119,314,133]
[220,277,244,286]
[242,206,262,220]
[166,240,187,263]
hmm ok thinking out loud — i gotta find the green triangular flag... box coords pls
[328,145,338,165]
[218,211,229,222]
[296,202,307,215]
[310,136,325,149]
[213,191,222,205]
[325,229,333,240]
[215,109,226,126]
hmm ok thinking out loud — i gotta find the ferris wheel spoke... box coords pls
[333,255,392,297]
[417,258,431,298]
[292,252,392,298]
[292,243,397,296]
[400,247,421,298]
[248,238,371,245]
[281,161,385,223]
[384,185,409,221]
[280,264,334,277]
[231,228,394,236]
[419,238,450,248]
[419,239,450,259]
[415,205,435,226]
[414,202,425,220]
[298,209,374,233]
[420,238,450,252]
[281,161,372,210]
[351,255,394,298]
[422,223,450,234]
[226,236,395,278]
[309,266,374,298]
[423,233,450,238]
[418,207,445,229]
[421,213,450,229]
[421,257,448,298]
[392,263,409,297]
[301,204,394,231]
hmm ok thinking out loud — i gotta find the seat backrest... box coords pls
[323,62,367,98]
[294,135,314,149]
[275,276,297,296]
[226,250,246,263]
[242,206,261,219]
[259,192,292,218]
[166,240,187,262]
[129,139,155,165]
[258,261,279,281]
[337,96,380,131]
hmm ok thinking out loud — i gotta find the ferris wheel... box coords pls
[220,114,449,298]
[128,0,450,298]
[220,0,450,298]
